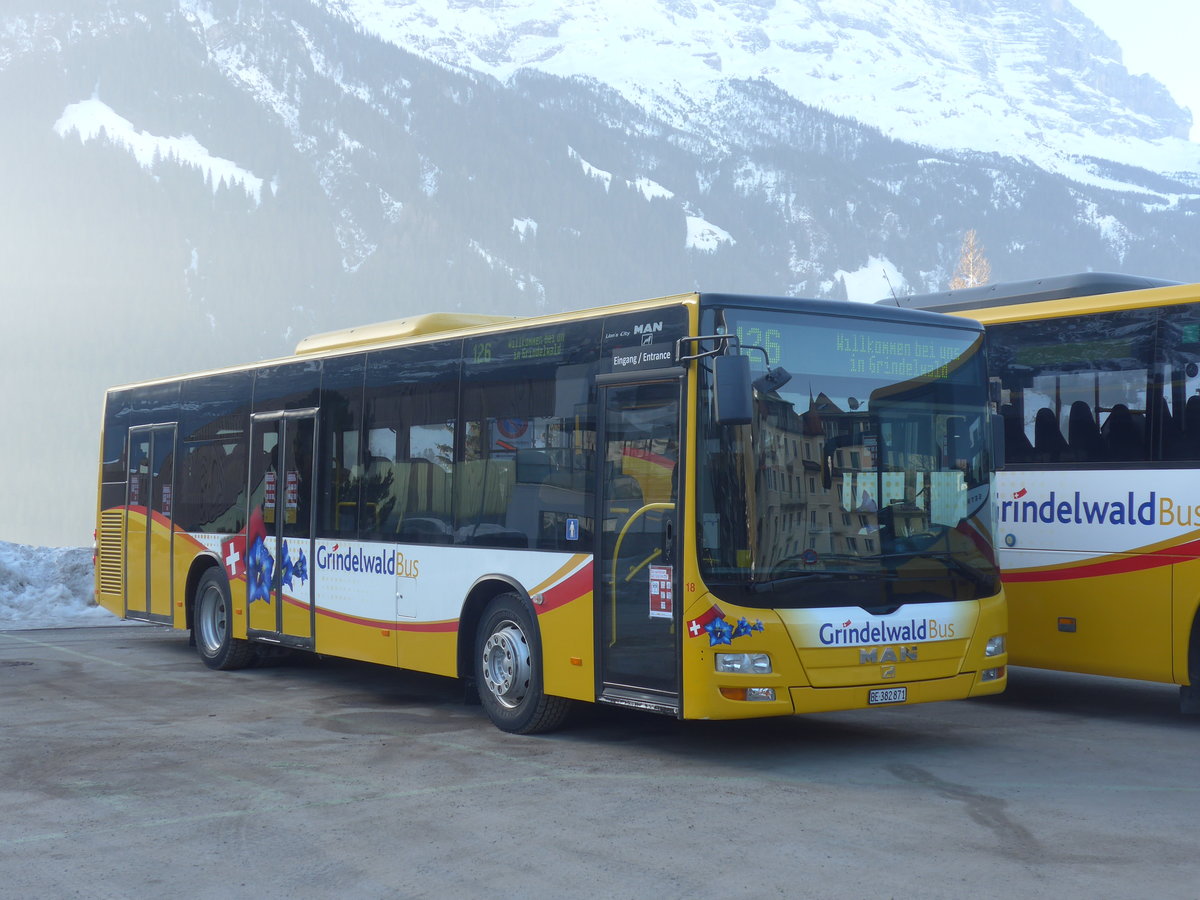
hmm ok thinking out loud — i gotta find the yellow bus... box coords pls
[890,273,1200,712]
[95,291,1007,732]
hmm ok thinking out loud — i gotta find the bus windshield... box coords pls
[698,307,999,610]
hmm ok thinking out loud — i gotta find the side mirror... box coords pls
[714,354,753,426]
[753,366,792,394]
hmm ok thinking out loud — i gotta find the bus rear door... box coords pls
[248,411,318,650]
[124,423,176,623]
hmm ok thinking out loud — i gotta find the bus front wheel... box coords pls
[194,568,255,671]
[475,593,571,734]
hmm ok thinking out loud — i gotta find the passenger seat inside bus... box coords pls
[1067,401,1104,462]
[1178,395,1200,459]
[1000,405,1033,462]
[395,459,454,543]
[1033,407,1069,463]
[1102,404,1144,461]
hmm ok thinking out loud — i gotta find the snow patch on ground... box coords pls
[0,542,125,630]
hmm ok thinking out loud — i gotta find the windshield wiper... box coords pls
[878,551,997,592]
[749,572,844,594]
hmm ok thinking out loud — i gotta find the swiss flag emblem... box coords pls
[686,604,724,638]
[221,535,247,579]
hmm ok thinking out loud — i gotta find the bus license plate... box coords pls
[868,687,907,705]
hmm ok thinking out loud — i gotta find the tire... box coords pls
[476,593,572,734]
[194,568,256,671]
[1182,622,1200,715]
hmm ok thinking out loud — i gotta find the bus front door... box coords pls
[248,411,317,650]
[596,377,682,714]
[124,423,176,623]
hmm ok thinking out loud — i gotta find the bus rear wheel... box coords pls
[1182,622,1200,714]
[476,593,572,734]
[194,568,255,671]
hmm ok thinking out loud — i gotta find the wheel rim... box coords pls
[197,583,227,656]
[481,620,531,709]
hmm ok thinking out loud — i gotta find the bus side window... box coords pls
[363,342,460,545]
[317,353,365,540]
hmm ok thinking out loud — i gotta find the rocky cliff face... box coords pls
[324,0,1196,169]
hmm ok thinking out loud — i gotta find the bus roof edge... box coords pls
[295,312,519,355]
[880,272,1182,313]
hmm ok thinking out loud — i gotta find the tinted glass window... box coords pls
[253,360,322,413]
[176,372,252,534]
[130,382,180,427]
[362,341,461,544]
[1157,305,1200,461]
[461,322,600,550]
[101,389,133,485]
[317,354,366,539]
[988,310,1156,466]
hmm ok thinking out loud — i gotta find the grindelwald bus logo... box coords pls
[315,543,421,578]
[818,617,955,646]
[997,487,1200,526]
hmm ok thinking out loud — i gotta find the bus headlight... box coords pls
[715,653,772,674]
[985,635,1006,657]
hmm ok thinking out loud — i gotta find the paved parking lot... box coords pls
[2,625,1197,899]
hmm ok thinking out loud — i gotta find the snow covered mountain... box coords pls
[1,0,1198,548]
[326,0,1199,185]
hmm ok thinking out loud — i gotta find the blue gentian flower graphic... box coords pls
[247,536,274,605]
[293,547,308,584]
[733,617,754,639]
[706,616,734,646]
[280,541,295,591]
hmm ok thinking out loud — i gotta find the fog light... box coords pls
[715,653,772,674]
[981,666,1005,682]
[985,635,1006,657]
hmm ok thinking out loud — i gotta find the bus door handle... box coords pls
[663,518,674,564]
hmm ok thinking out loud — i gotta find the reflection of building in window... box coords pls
[751,391,977,565]
[753,392,894,565]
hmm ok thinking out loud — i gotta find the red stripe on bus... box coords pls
[534,561,593,614]
[1003,537,1200,583]
[313,604,458,632]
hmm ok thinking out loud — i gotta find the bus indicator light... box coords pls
[719,687,775,701]
[1057,617,1077,633]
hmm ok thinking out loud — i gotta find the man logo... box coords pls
[859,646,918,664]
[881,665,897,679]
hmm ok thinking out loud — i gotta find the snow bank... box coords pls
[0,542,124,630]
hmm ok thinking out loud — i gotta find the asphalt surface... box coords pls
[2,625,1197,899]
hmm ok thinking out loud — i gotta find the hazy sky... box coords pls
[1071,0,1200,141]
